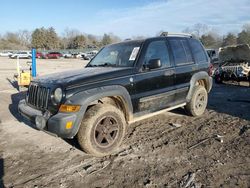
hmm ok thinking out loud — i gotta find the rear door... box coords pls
[168,37,195,103]
[133,39,175,115]
[188,38,209,71]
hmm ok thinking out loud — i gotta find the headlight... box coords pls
[53,88,63,104]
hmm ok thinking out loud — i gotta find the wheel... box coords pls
[77,104,126,157]
[185,85,208,117]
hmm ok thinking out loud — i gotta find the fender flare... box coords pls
[186,71,213,102]
[64,85,133,138]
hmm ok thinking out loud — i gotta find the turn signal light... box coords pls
[59,104,81,112]
[66,121,73,129]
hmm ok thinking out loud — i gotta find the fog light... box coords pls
[66,121,73,129]
[35,116,46,130]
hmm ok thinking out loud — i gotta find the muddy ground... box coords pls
[0,57,249,188]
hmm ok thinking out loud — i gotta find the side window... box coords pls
[169,39,193,65]
[144,40,171,67]
[189,39,208,64]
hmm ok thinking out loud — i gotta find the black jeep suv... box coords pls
[18,33,212,157]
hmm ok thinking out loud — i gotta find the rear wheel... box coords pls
[185,85,208,117]
[77,104,126,157]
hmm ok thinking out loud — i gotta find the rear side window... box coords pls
[144,40,171,67]
[169,39,193,65]
[189,39,208,64]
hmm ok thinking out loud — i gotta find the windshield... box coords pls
[87,41,142,67]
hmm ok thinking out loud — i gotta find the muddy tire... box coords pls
[185,85,208,117]
[77,104,126,157]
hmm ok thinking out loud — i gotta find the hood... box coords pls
[33,67,134,87]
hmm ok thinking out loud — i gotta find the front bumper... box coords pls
[18,99,80,138]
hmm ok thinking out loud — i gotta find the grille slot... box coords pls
[27,84,50,110]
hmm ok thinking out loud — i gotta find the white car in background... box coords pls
[10,51,32,59]
[0,51,13,57]
[63,52,73,58]
[82,50,98,60]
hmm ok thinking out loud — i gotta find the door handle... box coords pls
[164,70,175,76]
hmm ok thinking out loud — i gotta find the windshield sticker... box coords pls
[129,47,140,61]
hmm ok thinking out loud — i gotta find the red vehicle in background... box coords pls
[36,52,43,59]
[45,52,63,59]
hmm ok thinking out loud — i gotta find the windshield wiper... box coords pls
[87,64,97,67]
[96,62,115,67]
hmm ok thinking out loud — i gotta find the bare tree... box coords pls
[17,30,31,49]
[222,33,237,46]
[67,35,86,49]
[61,28,81,49]
[237,23,250,45]
[183,23,209,38]
[243,23,250,32]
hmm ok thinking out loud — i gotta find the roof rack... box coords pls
[160,32,192,38]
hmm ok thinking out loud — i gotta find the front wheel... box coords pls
[77,104,126,157]
[185,85,208,117]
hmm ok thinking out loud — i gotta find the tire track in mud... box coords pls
[96,109,249,187]
[2,108,250,187]
[4,150,88,187]
[13,111,199,187]
[123,111,210,154]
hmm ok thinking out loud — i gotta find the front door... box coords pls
[133,39,175,115]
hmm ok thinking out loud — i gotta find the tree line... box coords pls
[183,23,250,48]
[0,23,250,50]
[0,27,121,50]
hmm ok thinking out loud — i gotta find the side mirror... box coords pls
[148,59,161,69]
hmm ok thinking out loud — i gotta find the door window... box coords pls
[144,40,171,67]
[189,39,208,64]
[169,39,193,65]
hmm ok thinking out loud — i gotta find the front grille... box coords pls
[27,84,50,110]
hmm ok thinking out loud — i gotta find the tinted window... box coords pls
[169,39,193,65]
[144,40,171,67]
[189,39,208,63]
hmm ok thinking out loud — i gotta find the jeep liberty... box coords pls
[18,33,212,157]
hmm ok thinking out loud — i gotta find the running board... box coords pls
[129,103,186,124]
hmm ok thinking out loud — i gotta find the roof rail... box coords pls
[160,32,192,38]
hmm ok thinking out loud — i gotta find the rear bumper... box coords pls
[18,99,80,138]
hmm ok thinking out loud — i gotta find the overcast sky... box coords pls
[0,0,249,38]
